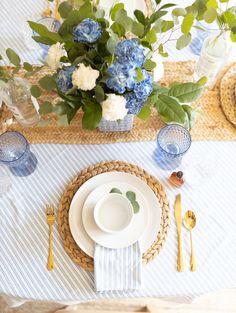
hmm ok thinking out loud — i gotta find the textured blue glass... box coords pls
[154,125,191,170]
[0,131,37,177]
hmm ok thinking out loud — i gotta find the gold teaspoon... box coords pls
[184,210,196,272]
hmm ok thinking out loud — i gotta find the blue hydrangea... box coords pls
[133,70,153,100]
[115,39,145,68]
[125,92,144,115]
[73,18,102,44]
[56,66,75,93]
[106,62,136,94]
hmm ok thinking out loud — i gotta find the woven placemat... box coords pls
[220,64,236,127]
[2,61,236,142]
[58,160,170,272]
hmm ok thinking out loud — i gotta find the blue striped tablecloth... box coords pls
[1,141,236,304]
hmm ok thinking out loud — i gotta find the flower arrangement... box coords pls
[2,0,218,130]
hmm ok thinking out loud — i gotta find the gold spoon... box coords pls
[184,210,196,272]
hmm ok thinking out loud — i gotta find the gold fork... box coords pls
[46,206,55,271]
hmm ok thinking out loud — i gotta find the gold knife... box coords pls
[174,194,184,272]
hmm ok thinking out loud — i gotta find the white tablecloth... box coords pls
[1,141,236,305]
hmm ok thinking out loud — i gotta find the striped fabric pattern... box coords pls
[94,242,142,292]
[0,141,236,304]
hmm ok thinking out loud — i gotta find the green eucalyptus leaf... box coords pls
[149,10,168,24]
[219,0,229,2]
[155,0,161,4]
[39,76,56,91]
[30,85,41,98]
[181,13,194,34]
[204,7,217,23]
[53,101,70,115]
[206,0,218,9]
[230,31,236,42]
[176,33,192,50]
[6,48,21,66]
[182,104,197,130]
[23,62,33,72]
[115,9,133,31]
[57,114,69,126]
[134,10,146,25]
[106,37,117,54]
[110,3,124,21]
[126,191,136,202]
[82,101,102,129]
[161,20,174,32]
[58,1,73,18]
[38,120,51,127]
[110,188,122,194]
[144,59,156,71]
[132,200,140,214]
[146,29,157,43]
[137,106,151,120]
[197,76,208,86]
[158,43,168,57]
[111,22,125,37]
[131,21,144,37]
[95,8,105,18]
[95,85,105,103]
[172,8,187,17]
[136,67,144,82]
[39,101,53,114]
[223,11,235,23]
[168,82,203,103]
[155,94,186,124]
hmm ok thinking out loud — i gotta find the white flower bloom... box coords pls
[152,52,164,81]
[45,43,65,70]
[72,63,99,91]
[101,94,128,121]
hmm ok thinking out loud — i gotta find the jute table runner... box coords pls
[1,61,236,144]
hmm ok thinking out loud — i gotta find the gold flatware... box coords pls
[174,194,184,272]
[46,206,55,271]
[184,210,196,272]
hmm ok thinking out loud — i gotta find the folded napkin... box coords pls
[94,242,142,292]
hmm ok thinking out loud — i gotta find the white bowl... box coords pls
[94,193,133,234]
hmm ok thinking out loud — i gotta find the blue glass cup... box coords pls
[0,131,37,177]
[154,125,191,170]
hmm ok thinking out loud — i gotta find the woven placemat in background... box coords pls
[58,161,170,271]
[1,61,236,143]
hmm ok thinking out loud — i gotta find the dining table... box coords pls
[0,0,236,309]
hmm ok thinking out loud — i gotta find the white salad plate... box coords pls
[69,172,161,257]
[82,182,148,249]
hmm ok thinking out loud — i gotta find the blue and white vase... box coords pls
[98,114,134,132]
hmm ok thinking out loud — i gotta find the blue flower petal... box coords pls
[73,18,102,44]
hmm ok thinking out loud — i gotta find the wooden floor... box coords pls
[1,289,236,313]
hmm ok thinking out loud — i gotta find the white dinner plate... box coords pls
[69,172,161,257]
[82,182,148,249]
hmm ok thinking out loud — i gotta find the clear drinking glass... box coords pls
[0,131,38,177]
[0,165,11,197]
[154,124,191,170]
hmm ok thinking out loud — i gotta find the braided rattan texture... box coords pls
[220,64,236,127]
[1,61,236,142]
[58,161,170,272]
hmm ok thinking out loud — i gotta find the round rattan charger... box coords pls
[220,64,236,127]
[58,161,170,272]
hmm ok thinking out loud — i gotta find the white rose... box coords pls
[101,94,128,121]
[45,43,65,70]
[152,53,164,81]
[72,63,99,91]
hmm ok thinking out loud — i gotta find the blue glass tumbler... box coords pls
[0,131,37,177]
[155,125,191,170]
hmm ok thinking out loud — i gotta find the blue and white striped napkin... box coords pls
[94,242,142,292]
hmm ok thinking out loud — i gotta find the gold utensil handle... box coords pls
[190,231,196,272]
[47,225,54,271]
[177,234,184,272]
